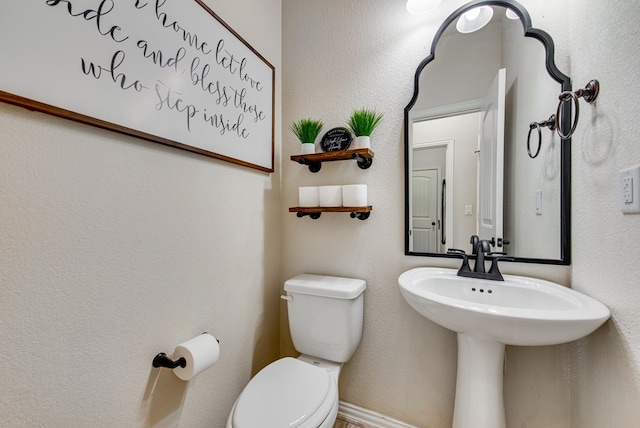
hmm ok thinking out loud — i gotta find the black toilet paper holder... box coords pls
[152,353,187,369]
[152,333,220,370]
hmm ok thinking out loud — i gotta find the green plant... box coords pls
[290,118,324,144]
[347,108,384,137]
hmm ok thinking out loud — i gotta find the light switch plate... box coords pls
[620,165,640,214]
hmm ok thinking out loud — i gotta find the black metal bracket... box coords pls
[296,212,321,219]
[354,154,373,170]
[350,211,370,220]
[152,353,186,369]
[296,158,322,173]
[295,210,370,220]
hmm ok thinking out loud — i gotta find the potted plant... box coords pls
[347,108,384,149]
[291,118,324,154]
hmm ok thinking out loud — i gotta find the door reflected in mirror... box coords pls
[404,0,571,264]
[411,114,479,253]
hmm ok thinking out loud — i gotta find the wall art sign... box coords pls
[0,0,275,172]
[319,127,353,152]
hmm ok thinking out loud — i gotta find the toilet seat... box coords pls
[230,357,337,428]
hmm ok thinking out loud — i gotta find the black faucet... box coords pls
[473,238,492,274]
[447,235,513,281]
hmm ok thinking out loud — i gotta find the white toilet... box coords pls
[226,274,366,428]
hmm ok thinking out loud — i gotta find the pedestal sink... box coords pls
[398,267,610,428]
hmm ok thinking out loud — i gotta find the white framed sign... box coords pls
[0,0,275,172]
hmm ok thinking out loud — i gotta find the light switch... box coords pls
[464,205,473,216]
[620,165,640,214]
[622,176,633,203]
[535,190,542,215]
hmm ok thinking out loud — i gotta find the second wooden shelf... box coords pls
[289,206,372,220]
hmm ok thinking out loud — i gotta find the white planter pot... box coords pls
[354,136,371,149]
[300,143,315,154]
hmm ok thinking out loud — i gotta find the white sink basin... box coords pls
[398,267,610,428]
[398,267,610,346]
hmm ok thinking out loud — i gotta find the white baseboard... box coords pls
[338,401,419,428]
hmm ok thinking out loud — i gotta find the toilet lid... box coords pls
[232,357,335,428]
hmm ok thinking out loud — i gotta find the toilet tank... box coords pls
[284,274,366,363]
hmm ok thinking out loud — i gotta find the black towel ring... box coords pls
[556,79,600,140]
[527,115,556,159]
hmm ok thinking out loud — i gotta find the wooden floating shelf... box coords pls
[290,149,374,172]
[289,206,373,220]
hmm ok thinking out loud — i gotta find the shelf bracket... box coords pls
[350,211,371,220]
[296,158,322,173]
[354,154,373,170]
[296,212,322,219]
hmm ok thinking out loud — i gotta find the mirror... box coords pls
[404,0,571,264]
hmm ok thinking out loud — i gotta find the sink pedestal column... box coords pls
[452,334,506,428]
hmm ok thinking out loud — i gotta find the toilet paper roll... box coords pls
[299,186,319,207]
[319,185,343,207]
[172,333,220,381]
[342,184,368,207]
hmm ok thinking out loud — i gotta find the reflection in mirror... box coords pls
[404,0,571,264]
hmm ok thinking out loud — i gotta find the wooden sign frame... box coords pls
[0,0,275,172]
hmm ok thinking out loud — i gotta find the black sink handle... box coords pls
[448,249,472,274]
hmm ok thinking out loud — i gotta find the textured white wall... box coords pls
[568,0,640,426]
[0,0,281,426]
[282,0,639,427]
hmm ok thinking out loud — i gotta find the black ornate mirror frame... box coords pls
[404,0,571,264]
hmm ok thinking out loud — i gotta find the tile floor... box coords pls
[333,415,371,428]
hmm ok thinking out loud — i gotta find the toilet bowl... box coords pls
[226,357,340,428]
[226,274,366,428]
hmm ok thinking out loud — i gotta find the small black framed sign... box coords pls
[0,0,275,172]
[319,127,353,152]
